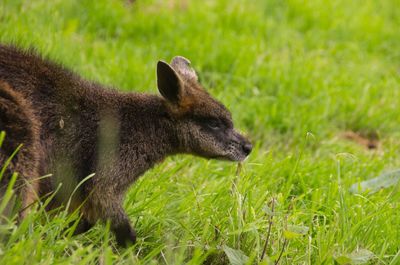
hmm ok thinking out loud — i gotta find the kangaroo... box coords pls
[0,44,252,246]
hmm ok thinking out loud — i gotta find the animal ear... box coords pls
[170,56,198,81]
[157,61,184,104]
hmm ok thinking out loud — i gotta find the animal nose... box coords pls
[242,142,253,156]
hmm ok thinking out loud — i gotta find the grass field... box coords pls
[1,0,400,264]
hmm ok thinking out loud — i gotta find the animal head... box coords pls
[157,56,252,161]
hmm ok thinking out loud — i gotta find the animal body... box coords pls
[0,44,252,246]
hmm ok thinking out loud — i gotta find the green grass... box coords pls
[1,0,400,264]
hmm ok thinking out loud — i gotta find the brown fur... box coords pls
[0,45,252,246]
[0,81,41,219]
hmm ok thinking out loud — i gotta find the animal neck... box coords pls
[121,93,181,162]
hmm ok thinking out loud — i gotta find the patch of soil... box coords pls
[340,131,380,150]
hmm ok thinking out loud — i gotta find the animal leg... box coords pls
[104,203,137,247]
[83,196,136,247]
[112,216,137,247]
[0,81,41,220]
[18,178,39,220]
[72,217,94,235]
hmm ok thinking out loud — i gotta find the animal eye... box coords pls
[207,119,221,130]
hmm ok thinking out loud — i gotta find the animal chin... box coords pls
[213,151,246,162]
[230,154,247,162]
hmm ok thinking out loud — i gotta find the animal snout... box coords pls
[232,130,253,157]
[242,142,252,156]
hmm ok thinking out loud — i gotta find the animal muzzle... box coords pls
[227,130,252,161]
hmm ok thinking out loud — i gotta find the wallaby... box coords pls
[0,44,252,246]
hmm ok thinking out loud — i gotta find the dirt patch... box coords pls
[340,131,380,150]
